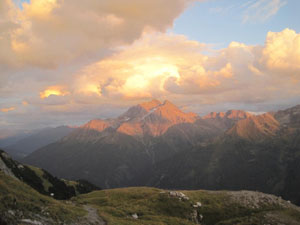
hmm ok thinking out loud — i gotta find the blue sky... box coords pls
[172,0,299,47]
[14,0,29,8]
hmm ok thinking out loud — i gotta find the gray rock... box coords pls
[132,213,138,219]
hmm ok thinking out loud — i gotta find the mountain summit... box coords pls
[78,99,199,137]
[23,99,202,188]
[203,110,252,120]
[117,99,198,136]
[202,109,253,131]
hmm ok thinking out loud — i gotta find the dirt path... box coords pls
[83,205,107,225]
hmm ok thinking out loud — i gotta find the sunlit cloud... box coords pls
[40,86,70,99]
[70,29,300,104]
[22,0,59,18]
[0,0,197,69]
[1,107,16,113]
[0,0,298,130]
[22,101,29,106]
[259,28,300,72]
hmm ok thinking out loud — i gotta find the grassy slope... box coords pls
[75,187,194,225]
[0,149,100,200]
[0,171,86,225]
[74,187,300,225]
[1,168,300,225]
[27,165,53,192]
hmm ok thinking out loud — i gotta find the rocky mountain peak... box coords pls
[116,99,199,136]
[82,119,111,132]
[203,110,252,120]
[226,112,280,141]
[275,104,300,126]
[225,110,252,119]
[139,99,162,111]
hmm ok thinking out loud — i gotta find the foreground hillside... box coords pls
[0,171,88,225]
[0,149,99,200]
[1,151,300,224]
[1,168,300,225]
[76,187,300,225]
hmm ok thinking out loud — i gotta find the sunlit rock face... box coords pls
[22,99,204,188]
[117,99,198,136]
[226,113,280,141]
[70,99,199,137]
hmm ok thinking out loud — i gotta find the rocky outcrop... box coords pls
[0,151,16,179]
[169,191,190,201]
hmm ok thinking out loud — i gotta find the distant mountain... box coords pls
[72,99,199,137]
[23,100,215,188]
[275,104,300,127]
[117,99,198,136]
[203,109,253,131]
[23,100,300,205]
[144,104,300,205]
[0,129,34,148]
[226,112,280,141]
[5,126,75,159]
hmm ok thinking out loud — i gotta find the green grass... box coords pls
[27,165,53,192]
[75,187,195,225]
[0,171,86,224]
[1,169,300,225]
[74,187,300,225]
[280,208,300,222]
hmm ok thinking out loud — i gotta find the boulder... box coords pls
[132,213,138,219]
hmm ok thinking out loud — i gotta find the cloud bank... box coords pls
[0,0,299,129]
[0,0,195,68]
[57,29,299,104]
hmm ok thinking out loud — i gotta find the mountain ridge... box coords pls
[23,101,300,206]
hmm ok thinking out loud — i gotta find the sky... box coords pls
[0,0,299,131]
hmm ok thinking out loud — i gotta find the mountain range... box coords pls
[22,100,300,205]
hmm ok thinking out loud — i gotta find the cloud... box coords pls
[243,0,287,23]
[1,107,16,112]
[0,0,200,128]
[40,85,70,99]
[67,29,300,105]
[13,27,292,124]
[22,101,29,106]
[0,0,197,69]
[208,0,286,24]
[0,0,299,129]
[70,33,206,99]
[258,28,300,73]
